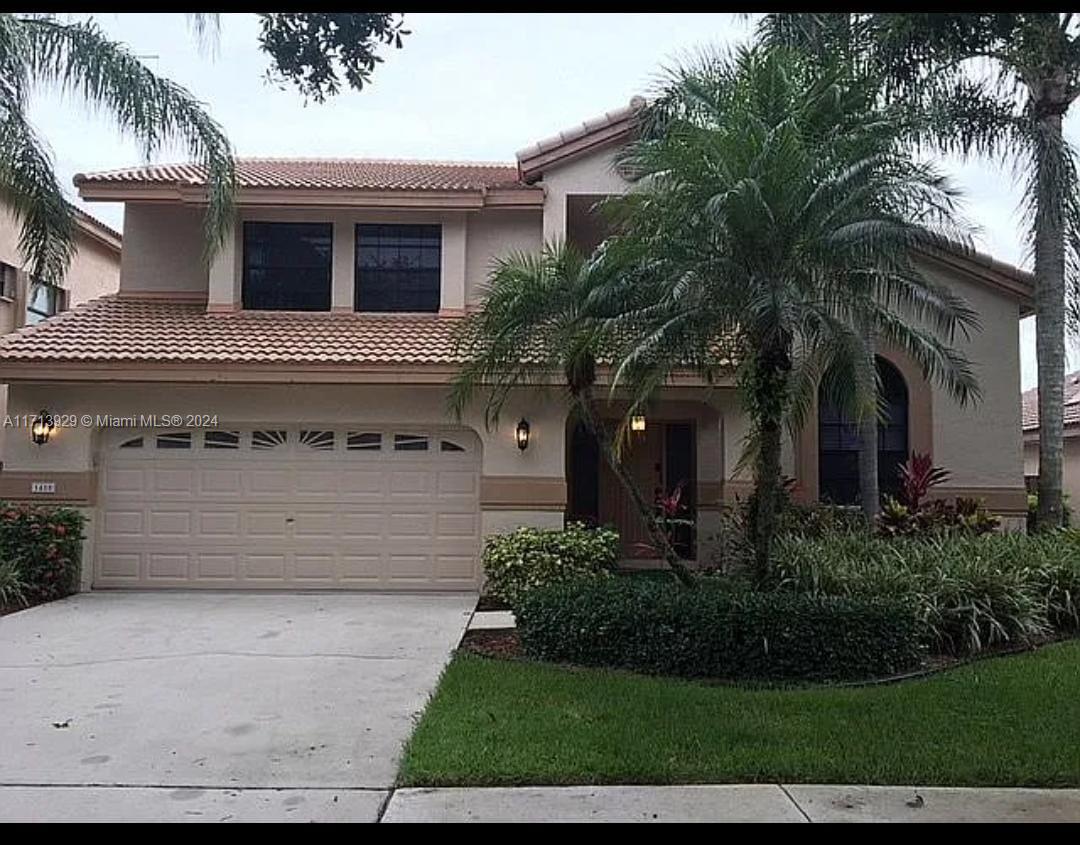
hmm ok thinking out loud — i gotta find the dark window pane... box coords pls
[156,432,192,450]
[819,357,909,505]
[205,430,241,450]
[355,224,441,313]
[394,434,429,451]
[243,222,332,311]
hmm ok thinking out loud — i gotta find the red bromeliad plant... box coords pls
[897,452,950,510]
[879,453,998,537]
[632,481,696,560]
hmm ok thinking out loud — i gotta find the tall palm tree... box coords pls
[604,46,981,577]
[448,243,696,586]
[760,12,1080,530]
[0,13,235,282]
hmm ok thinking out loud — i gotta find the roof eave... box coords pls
[75,182,543,210]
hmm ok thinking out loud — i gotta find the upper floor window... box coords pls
[26,280,64,324]
[355,224,440,313]
[242,222,332,311]
[0,262,17,300]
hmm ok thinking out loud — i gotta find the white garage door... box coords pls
[95,426,481,590]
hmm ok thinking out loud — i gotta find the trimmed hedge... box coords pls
[482,522,620,608]
[0,504,85,603]
[516,578,922,682]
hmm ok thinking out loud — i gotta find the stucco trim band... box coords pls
[0,470,97,505]
[480,476,566,511]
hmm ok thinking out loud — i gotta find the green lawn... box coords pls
[399,642,1080,787]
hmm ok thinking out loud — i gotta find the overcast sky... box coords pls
[26,12,1080,389]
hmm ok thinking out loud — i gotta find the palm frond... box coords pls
[19,15,235,259]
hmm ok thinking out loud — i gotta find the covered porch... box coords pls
[562,394,736,565]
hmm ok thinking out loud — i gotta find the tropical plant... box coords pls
[0,12,235,283]
[448,242,695,585]
[0,558,26,608]
[773,530,1078,653]
[603,46,981,579]
[760,12,1080,531]
[896,451,950,509]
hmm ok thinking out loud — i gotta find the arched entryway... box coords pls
[818,357,909,505]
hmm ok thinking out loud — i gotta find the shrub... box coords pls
[707,496,865,573]
[482,522,620,608]
[0,504,86,603]
[772,531,1080,654]
[516,577,922,682]
[0,558,27,608]
[877,496,1000,538]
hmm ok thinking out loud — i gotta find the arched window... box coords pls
[818,357,909,505]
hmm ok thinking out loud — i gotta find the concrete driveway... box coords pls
[0,591,475,822]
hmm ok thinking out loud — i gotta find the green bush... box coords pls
[482,522,620,608]
[0,504,85,603]
[516,577,922,682]
[707,497,865,573]
[0,558,27,608]
[772,530,1080,654]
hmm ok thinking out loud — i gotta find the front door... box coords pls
[569,420,696,560]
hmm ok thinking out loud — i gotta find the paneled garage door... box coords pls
[95,427,481,590]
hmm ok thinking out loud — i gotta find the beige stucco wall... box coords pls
[918,262,1024,492]
[120,204,205,295]
[464,209,543,304]
[67,232,122,307]
[1024,435,1080,509]
[538,144,630,242]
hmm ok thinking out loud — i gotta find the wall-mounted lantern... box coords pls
[515,418,531,451]
[31,410,54,446]
[630,414,647,433]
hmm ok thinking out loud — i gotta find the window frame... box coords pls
[25,279,65,325]
[241,221,333,312]
[354,223,442,313]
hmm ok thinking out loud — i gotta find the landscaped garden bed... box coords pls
[0,503,85,615]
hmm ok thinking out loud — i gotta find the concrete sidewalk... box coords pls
[381,784,1080,823]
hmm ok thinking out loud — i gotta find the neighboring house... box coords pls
[0,201,121,454]
[1021,372,1080,507]
[0,101,1033,592]
[0,202,121,333]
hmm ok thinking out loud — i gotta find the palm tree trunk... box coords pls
[574,392,696,587]
[857,331,879,519]
[1034,102,1068,531]
[754,411,784,581]
[749,334,792,581]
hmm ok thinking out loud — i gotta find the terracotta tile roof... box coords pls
[71,205,121,251]
[75,158,533,193]
[0,296,467,367]
[516,98,644,181]
[1022,371,1080,431]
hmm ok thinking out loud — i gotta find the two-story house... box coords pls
[0,101,1033,592]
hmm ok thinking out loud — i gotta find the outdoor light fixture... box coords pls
[515,418,531,451]
[31,410,54,446]
[630,414,647,433]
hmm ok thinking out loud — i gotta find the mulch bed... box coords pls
[460,627,521,659]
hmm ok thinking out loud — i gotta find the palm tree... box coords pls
[760,13,1080,530]
[604,46,981,577]
[448,243,696,586]
[0,13,235,282]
